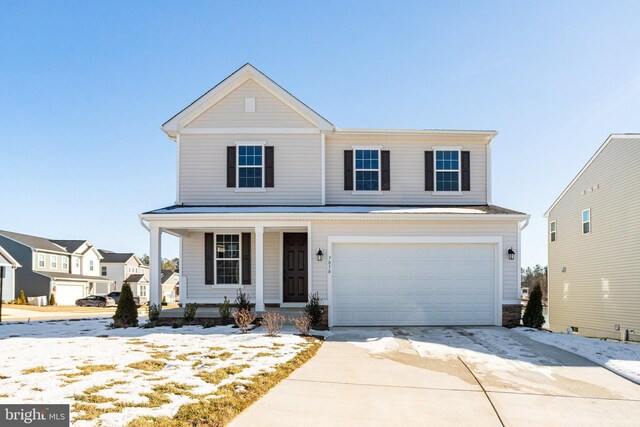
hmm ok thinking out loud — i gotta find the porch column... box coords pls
[255,225,265,312]
[149,225,162,307]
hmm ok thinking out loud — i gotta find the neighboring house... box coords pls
[0,245,21,302]
[98,250,150,303]
[140,64,529,327]
[0,231,114,305]
[545,134,640,342]
[161,270,179,302]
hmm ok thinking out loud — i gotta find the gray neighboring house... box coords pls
[0,245,21,302]
[545,134,640,342]
[0,230,114,305]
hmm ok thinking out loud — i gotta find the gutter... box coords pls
[139,215,150,232]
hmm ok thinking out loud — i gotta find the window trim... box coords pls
[50,255,58,269]
[549,220,557,243]
[433,148,462,193]
[235,141,266,190]
[353,147,382,193]
[214,233,243,286]
[61,256,68,271]
[582,208,591,235]
[38,253,45,268]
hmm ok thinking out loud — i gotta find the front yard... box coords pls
[0,318,320,426]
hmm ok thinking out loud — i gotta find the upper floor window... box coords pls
[61,256,68,271]
[51,255,58,269]
[238,145,263,188]
[354,149,380,191]
[89,260,95,271]
[74,257,80,269]
[216,234,240,284]
[139,286,147,297]
[582,209,591,235]
[38,254,45,268]
[435,150,460,191]
[101,266,107,276]
[549,220,557,242]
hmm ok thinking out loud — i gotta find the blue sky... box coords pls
[1,1,639,267]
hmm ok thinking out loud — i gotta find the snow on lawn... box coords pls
[514,327,640,384]
[0,318,313,426]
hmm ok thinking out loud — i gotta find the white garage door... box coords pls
[55,284,85,305]
[331,243,497,326]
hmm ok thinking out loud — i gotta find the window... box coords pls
[244,97,256,113]
[435,150,460,191]
[62,256,68,271]
[549,221,557,242]
[582,209,591,234]
[51,255,58,269]
[101,266,107,276]
[38,254,45,268]
[238,145,263,188]
[354,149,380,191]
[89,260,95,271]
[74,257,80,269]
[139,286,147,297]
[215,234,240,284]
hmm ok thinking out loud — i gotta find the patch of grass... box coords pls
[127,360,166,372]
[0,375,10,380]
[208,346,224,351]
[239,345,269,349]
[128,339,322,427]
[196,365,249,384]
[175,352,200,361]
[152,382,195,397]
[32,387,43,392]
[22,366,47,374]
[205,351,232,361]
[0,394,8,398]
[149,351,172,360]
[65,364,116,378]
[255,352,273,358]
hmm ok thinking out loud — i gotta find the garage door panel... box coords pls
[332,243,497,326]
[55,283,86,306]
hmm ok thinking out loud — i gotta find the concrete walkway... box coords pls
[231,327,640,427]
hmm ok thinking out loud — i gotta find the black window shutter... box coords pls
[381,150,390,191]
[241,233,251,285]
[344,150,354,191]
[265,146,274,188]
[205,233,214,285]
[226,146,236,188]
[461,151,470,191]
[425,151,434,191]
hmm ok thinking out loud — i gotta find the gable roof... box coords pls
[161,270,177,284]
[50,240,87,253]
[125,274,147,283]
[0,245,21,268]
[544,133,640,217]
[161,63,334,137]
[0,230,68,253]
[98,250,136,264]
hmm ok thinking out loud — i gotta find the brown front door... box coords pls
[283,233,308,302]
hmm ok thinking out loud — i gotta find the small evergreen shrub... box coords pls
[183,303,198,323]
[522,285,545,328]
[112,283,138,328]
[290,313,312,336]
[162,295,167,305]
[232,309,256,334]
[48,293,56,306]
[17,290,27,305]
[234,290,251,312]
[219,296,232,325]
[262,311,285,337]
[148,304,161,322]
[305,292,323,328]
[172,319,184,329]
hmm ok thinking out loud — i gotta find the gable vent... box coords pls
[244,97,256,113]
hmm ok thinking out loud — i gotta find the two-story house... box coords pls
[0,231,114,305]
[0,245,21,303]
[98,250,150,303]
[545,134,640,342]
[140,64,529,327]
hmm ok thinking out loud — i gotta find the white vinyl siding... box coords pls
[548,137,640,342]
[263,232,280,303]
[179,133,322,205]
[326,134,487,205]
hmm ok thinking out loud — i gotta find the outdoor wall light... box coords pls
[507,247,516,261]
[316,248,324,261]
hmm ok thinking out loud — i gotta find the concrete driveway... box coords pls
[231,327,640,427]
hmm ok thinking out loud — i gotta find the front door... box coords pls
[283,233,308,302]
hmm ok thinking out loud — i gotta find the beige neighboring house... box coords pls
[98,250,150,303]
[140,63,529,327]
[161,270,180,302]
[545,134,640,342]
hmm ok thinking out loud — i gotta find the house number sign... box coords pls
[327,256,332,274]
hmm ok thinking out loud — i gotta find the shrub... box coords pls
[262,311,285,337]
[17,290,27,305]
[304,292,323,328]
[162,295,167,304]
[219,296,231,325]
[184,303,198,323]
[48,293,56,306]
[112,283,138,328]
[202,319,216,329]
[522,284,545,328]
[234,290,251,312]
[232,309,256,334]
[148,304,161,322]
[172,319,184,329]
[291,313,312,336]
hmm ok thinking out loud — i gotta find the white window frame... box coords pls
[433,148,462,194]
[582,209,591,235]
[235,141,266,192]
[61,256,68,271]
[89,260,95,271]
[50,255,58,269]
[38,253,45,268]
[139,285,147,297]
[74,256,80,269]
[352,146,382,194]
[101,266,107,276]
[549,220,557,243]
[214,233,242,286]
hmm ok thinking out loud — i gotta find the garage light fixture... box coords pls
[507,247,516,261]
[315,248,324,261]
